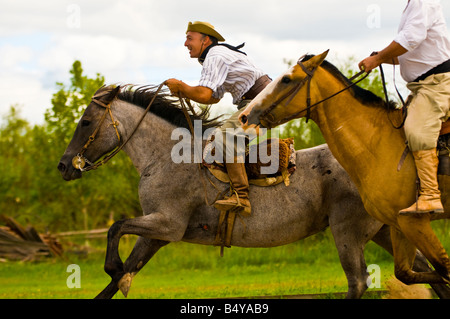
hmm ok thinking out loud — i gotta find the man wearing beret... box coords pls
[165,21,271,215]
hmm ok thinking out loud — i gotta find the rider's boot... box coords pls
[214,160,251,216]
[399,148,444,215]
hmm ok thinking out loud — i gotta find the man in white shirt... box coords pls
[359,0,450,215]
[165,21,271,216]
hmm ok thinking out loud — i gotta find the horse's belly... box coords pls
[228,212,327,248]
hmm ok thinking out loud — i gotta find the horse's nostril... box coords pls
[240,115,248,125]
[57,162,66,172]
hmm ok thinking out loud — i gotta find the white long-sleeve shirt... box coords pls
[395,0,450,82]
[198,46,264,105]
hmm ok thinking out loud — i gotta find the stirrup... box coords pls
[399,200,444,215]
[399,208,444,216]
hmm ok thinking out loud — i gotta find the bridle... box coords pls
[72,84,164,172]
[71,89,121,171]
[260,56,369,125]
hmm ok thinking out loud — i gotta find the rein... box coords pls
[259,54,410,172]
[260,57,369,125]
[377,58,409,171]
[72,83,164,172]
[378,61,407,130]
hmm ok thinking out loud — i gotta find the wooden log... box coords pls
[55,228,109,237]
[0,216,63,261]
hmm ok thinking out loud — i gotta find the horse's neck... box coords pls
[114,101,192,176]
[311,83,410,189]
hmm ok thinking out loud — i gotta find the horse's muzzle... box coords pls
[57,157,83,181]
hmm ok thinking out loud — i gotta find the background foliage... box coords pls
[0,58,391,232]
[1,61,141,231]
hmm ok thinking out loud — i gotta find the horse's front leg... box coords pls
[95,219,128,299]
[103,219,127,279]
[96,236,168,299]
[118,237,169,297]
[97,212,188,298]
[390,225,449,284]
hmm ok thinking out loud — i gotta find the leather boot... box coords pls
[399,149,444,215]
[214,161,251,216]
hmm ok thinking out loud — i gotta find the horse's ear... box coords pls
[93,85,121,103]
[305,49,330,69]
[101,85,121,103]
[317,49,329,64]
[109,85,121,100]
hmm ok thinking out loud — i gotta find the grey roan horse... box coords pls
[57,85,449,299]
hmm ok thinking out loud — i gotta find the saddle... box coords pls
[202,135,296,256]
[203,136,297,187]
[437,119,450,175]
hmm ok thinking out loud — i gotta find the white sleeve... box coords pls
[198,55,229,99]
[394,0,429,51]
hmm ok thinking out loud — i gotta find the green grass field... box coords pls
[0,228,403,299]
[1,220,449,299]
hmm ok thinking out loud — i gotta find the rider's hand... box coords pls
[164,78,184,97]
[358,55,380,73]
[358,51,383,73]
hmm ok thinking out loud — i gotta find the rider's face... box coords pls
[185,31,208,58]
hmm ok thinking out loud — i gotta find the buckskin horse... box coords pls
[58,84,449,298]
[239,50,450,288]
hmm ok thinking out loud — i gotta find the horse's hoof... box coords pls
[118,273,134,298]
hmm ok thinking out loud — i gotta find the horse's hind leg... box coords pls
[329,216,377,299]
[332,236,369,299]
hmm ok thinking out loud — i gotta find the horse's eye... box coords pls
[281,76,291,84]
[81,120,91,127]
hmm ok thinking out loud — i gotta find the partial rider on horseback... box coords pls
[164,21,272,216]
[359,0,450,215]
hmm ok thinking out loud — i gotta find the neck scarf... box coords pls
[198,42,247,65]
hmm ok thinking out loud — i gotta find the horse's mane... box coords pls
[301,55,397,110]
[116,85,223,132]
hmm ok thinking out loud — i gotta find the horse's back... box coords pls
[228,144,372,246]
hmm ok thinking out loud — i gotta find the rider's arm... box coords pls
[375,41,406,65]
[164,79,220,104]
[359,41,407,72]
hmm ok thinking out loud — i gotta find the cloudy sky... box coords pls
[1,0,450,124]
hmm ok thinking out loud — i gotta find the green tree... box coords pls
[45,60,105,144]
[0,106,32,211]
